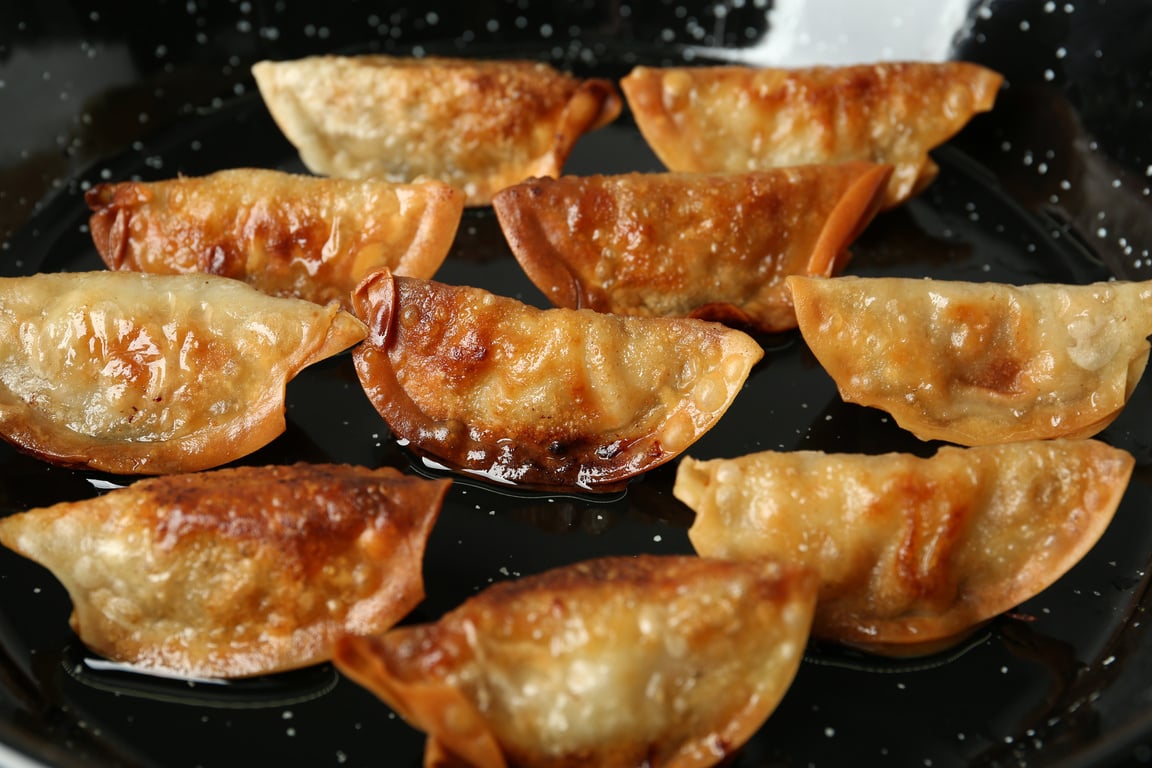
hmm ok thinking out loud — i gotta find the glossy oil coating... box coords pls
[351,269,763,491]
[335,555,817,768]
[86,169,464,310]
[676,440,1134,654]
[621,61,1003,208]
[789,275,1152,445]
[1,1,1151,766]
[493,163,891,332]
[0,271,366,474]
[0,463,451,678]
[252,55,622,206]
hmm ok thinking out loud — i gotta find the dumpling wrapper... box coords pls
[789,275,1152,445]
[620,61,1003,208]
[351,269,763,492]
[492,163,891,333]
[252,55,622,207]
[334,554,817,768]
[86,168,464,310]
[675,440,1134,655]
[0,463,451,678]
[0,271,366,474]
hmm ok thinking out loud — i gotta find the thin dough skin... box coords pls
[334,555,818,768]
[252,55,622,206]
[675,440,1134,655]
[86,169,464,310]
[351,269,763,492]
[0,463,451,678]
[491,163,892,333]
[788,275,1152,445]
[620,61,1002,208]
[0,271,366,474]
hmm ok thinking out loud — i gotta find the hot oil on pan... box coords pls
[0,2,1151,767]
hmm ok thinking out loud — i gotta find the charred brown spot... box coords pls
[893,475,966,606]
[944,299,1026,395]
[147,464,440,561]
[961,355,1023,394]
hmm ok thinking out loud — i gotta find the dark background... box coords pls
[3,2,1152,767]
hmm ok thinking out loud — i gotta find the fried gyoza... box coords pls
[491,163,891,333]
[252,55,622,206]
[335,555,817,768]
[0,271,366,474]
[620,61,1002,208]
[789,275,1152,445]
[86,169,463,310]
[351,269,763,492]
[0,463,450,678]
[674,440,1133,655]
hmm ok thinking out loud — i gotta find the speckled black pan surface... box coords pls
[2,1,1152,767]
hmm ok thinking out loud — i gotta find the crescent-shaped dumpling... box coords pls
[0,271,366,474]
[674,440,1134,655]
[0,463,451,678]
[351,269,763,491]
[620,61,1002,208]
[334,555,817,768]
[491,163,891,333]
[86,169,464,310]
[788,275,1152,445]
[252,55,622,206]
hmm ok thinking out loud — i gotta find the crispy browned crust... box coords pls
[86,169,463,310]
[620,61,1003,208]
[676,440,1134,654]
[788,275,1152,444]
[252,56,623,206]
[0,271,366,474]
[0,463,451,678]
[350,269,762,492]
[334,555,817,768]
[492,163,891,332]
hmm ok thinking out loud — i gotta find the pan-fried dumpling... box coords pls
[334,555,817,768]
[674,440,1134,655]
[252,55,622,207]
[620,61,1002,208]
[0,271,366,474]
[351,269,763,492]
[491,163,891,333]
[0,463,451,678]
[788,275,1152,445]
[86,169,463,310]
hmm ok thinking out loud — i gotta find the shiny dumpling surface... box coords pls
[334,554,817,768]
[789,275,1152,445]
[674,440,1133,654]
[0,271,366,474]
[252,55,622,206]
[620,61,1002,208]
[86,168,463,310]
[351,269,763,491]
[0,463,450,678]
[492,163,891,333]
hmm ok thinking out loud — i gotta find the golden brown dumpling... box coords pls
[0,271,366,474]
[86,168,463,310]
[351,269,763,492]
[789,275,1152,445]
[252,55,622,206]
[0,463,450,678]
[334,555,817,768]
[674,440,1133,655]
[620,61,1002,208]
[492,163,891,333]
